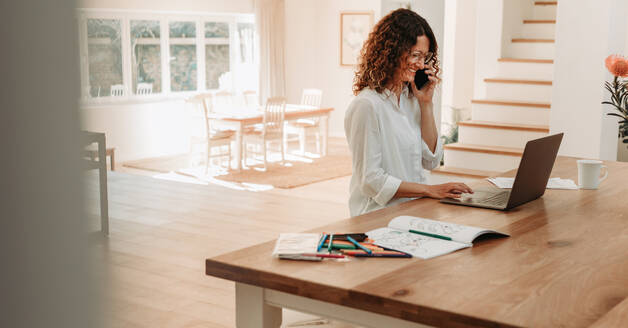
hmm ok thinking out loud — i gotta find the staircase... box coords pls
[435,1,557,178]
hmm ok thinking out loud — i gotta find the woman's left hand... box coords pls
[410,66,440,104]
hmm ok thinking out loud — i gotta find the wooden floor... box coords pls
[86,171,353,327]
[88,138,478,328]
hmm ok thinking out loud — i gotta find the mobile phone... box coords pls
[414,69,429,90]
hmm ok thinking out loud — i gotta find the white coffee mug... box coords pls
[577,159,608,189]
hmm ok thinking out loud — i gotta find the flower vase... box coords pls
[618,136,628,162]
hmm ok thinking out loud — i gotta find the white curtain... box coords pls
[255,0,286,103]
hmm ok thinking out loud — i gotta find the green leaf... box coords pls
[607,113,626,119]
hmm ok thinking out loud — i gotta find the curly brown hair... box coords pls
[353,9,439,96]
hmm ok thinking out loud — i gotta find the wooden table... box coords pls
[209,105,334,171]
[205,156,628,327]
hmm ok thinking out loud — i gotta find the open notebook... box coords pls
[366,216,508,259]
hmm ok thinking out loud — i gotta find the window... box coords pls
[78,10,257,102]
[169,21,197,92]
[205,22,230,90]
[130,20,161,94]
[237,23,255,64]
[87,19,123,97]
[235,22,257,93]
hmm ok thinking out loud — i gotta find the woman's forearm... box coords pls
[419,101,438,153]
[393,181,429,198]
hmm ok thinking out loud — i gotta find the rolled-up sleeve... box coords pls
[421,136,443,170]
[346,99,401,207]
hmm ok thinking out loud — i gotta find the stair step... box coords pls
[471,102,550,125]
[471,99,551,108]
[432,166,501,179]
[533,1,557,20]
[484,78,553,102]
[496,58,554,80]
[498,58,553,64]
[523,19,556,24]
[506,41,555,59]
[512,38,555,43]
[458,121,549,148]
[444,143,523,156]
[484,78,552,85]
[520,20,556,38]
[458,121,549,132]
[443,143,522,172]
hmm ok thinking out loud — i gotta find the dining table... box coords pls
[208,104,334,171]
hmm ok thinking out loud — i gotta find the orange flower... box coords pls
[605,54,628,77]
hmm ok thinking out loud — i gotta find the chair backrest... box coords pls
[136,83,153,95]
[110,84,124,97]
[263,97,286,136]
[301,88,322,108]
[213,90,233,112]
[242,90,258,107]
[186,93,214,137]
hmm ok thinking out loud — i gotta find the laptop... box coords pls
[440,133,564,210]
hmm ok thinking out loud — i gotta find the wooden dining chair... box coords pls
[186,93,234,174]
[242,97,286,170]
[285,88,323,155]
[242,90,259,107]
[213,90,233,112]
[136,83,153,95]
[110,84,124,97]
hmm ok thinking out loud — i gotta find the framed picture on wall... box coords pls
[340,11,374,66]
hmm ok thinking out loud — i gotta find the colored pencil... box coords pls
[327,234,333,253]
[302,253,345,259]
[316,234,328,252]
[346,236,372,254]
[342,250,411,258]
[352,252,411,258]
[409,229,452,241]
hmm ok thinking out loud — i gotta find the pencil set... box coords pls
[317,233,411,258]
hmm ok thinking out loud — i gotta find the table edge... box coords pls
[205,258,520,328]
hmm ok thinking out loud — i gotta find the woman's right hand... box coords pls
[423,183,473,199]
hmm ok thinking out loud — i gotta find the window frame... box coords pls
[76,9,256,106]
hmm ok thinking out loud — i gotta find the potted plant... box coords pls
[602,54,628,161]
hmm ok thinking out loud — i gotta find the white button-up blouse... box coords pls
[344,86,443,217]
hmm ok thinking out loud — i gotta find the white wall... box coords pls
[82,100,192,162]
[78,0,254,162]
[284,0,381,138]
[550,0,628,160]
[412,0,445,131]
[441,0,477,126]
[500,0,533,57]
[473,0,503,99]
[78,0,254,13]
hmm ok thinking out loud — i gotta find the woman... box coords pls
[345,8,473,217]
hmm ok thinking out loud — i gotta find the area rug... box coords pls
[122,139,353,189]
[214,153,352,189]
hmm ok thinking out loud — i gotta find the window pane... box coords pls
[205,22,230,90]
[169,21,197,92]
[237,23,255,64]
[205,22,229,38]
[130,20,161,94]
[169,21,196,38]
[87,19,123,97]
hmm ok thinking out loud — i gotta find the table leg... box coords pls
[321,114,329,157]
[110,148,115,171]
[235,123,243,171]
[236,282,282,328]
[97,136,109,236]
